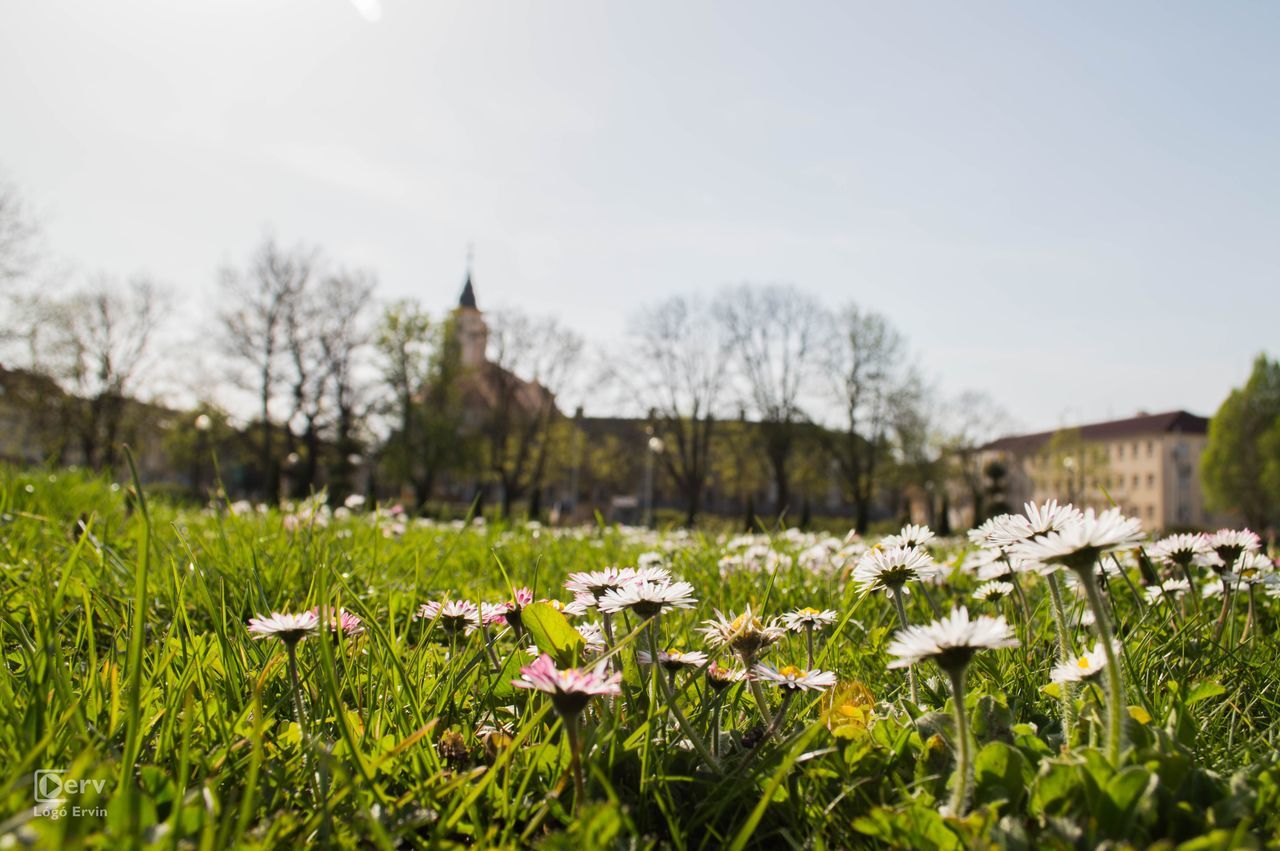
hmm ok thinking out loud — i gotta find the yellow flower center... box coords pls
[1077,657,1091,669]
[800,607,820,616]
[778,665,804,678]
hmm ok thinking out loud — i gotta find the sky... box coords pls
[2,0,1277,432]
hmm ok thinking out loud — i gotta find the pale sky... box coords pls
[2,1,1277,431]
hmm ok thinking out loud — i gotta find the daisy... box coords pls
[597,580,697,618]
[699,605,787,660]
[1235,552,1275,584]
[751,663,837,692]
[1050,641,1111,684]
[881,523,935,551]
[310,606,365,637]
[541,597,590,618]
[885,606,1016,817]
[1149,533,1209,568]
[637,648,709,671]
[1010,507,1145,573]
[513,653,622,716]
[705,662,747,692]
[1143,578,1191,605]
[496,587,535,631]
[885,606,1019,672]
[247,611,320,645]
[512,654,623,803]
[565,567,635,600]
[417,599,480,635]
[780,607,839,632]
[853,545,939,595]
[972,580,1015,603]
[576,622,606,652]
[1208,529,1262,571]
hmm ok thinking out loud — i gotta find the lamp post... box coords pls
[193,413,212,498]
[644,434,665,528]
[1062,455,1078,504]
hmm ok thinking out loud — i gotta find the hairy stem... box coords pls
[649,622,721,772]
[946,665,972,816]
[1045,572,1076,743]
[891,589,919,705]
[1078,566,1125,766]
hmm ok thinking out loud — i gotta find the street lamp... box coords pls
[643,434,665,528]
[192,414,212,498]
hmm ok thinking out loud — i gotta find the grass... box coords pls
[1,465,1279,849]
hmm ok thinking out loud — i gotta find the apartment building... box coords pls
[979,410,1232,531]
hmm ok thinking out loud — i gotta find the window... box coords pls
[1132,475,1140,489]
[1146,505,1155,519]
[1147,441,1155,457]
[1132,442,1140,456]
[1117,444,1125,459]
[1147,474,1155,488]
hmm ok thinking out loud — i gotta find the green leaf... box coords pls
[974,741,1033,808]
[1099,766,1154,837]
[1186,680,1227,706]
[520,601,584,666]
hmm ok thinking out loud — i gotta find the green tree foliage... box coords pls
[1203,354,1280,530]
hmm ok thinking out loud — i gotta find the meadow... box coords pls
[1,466,1278,849]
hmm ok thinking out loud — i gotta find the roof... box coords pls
[458,275,477,309]
[981,410,1209,454]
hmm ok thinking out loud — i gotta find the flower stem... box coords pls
[1077,566,1125,766]
[1212,578,1233,645]
[1243,584,1257,643]
[648,622,721,772]
[562,711,585,811]
[286,642,330,833]
[946,665,972,816]
[1045,572,1076,744]
[763,689,795,741]
[738,649,773,721]
[891,589,919,705]
[805,628,815,669]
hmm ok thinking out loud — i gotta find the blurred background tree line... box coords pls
[2,171,1275,532]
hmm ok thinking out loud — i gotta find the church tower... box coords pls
[454,267,489,368]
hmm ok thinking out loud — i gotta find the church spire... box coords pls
[458,243,477,309]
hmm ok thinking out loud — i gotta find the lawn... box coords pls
[1,466,1277,849]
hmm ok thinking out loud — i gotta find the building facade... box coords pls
[978,411,1232,531]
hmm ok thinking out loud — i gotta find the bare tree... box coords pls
[315,269,377,502]
[616,295,729,525]
[0,171,39,288]
[713,283,827,517]
[219,236,315,501]
[482,310,584,518]
[822,303,921,532]
[38,276,169,469]
[940,390,1012,525]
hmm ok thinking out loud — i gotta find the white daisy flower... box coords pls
[1010,508,1145,573]
[1233,552,1275,585]
[881,523,935,551]
[637,648,709,671]
[885,606,1018,671]
[853,545,939,595]
[1203,524,1264,570]
[973,580,1015,602]
[247,611,320,644]
[1050,641,1111,684]
[780,607,839,632]
[1148,533,1210,567]
[597,580,698,618]
[700,605,787,657]
[751,663,838,692]
[576,622,606,652]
